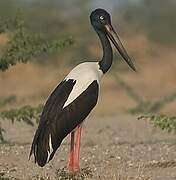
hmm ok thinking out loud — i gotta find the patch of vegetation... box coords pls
[0,12,74,142]
[0,13,74,71]
[113,73,142,105]
[114,73,176,134]
[113,73,176,114]
[0,104,43,125]
[0,104,43,143]
[0,172,20,180]
[139,115,176,133]
[56,167,93,180]
[130,93,176,115]
[0,95,16,108]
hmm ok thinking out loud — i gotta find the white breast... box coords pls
[63,62,103,108]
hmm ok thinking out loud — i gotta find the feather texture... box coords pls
[63,62,103,108]
[29,79,99,167]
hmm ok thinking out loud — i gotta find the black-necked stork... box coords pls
[29,8,136,172]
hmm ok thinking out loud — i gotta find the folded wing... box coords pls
[29,79,99,167]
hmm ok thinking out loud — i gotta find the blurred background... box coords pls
[0,0,176,116]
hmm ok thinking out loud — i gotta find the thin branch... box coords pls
[138,115,176,133]
[0,104,43,126]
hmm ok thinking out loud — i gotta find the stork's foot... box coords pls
[56,166,93,179]
[68,165,80,174]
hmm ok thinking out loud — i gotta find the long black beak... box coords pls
[105,24,136,71]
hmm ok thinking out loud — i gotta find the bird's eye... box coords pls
[100,16,104,20]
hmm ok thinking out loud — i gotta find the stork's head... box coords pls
[90,8,136,72]
[90,9,111,31]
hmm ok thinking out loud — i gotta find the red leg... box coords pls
[68,125,82,173]
[68,131,75,171]
[74,125,82,170]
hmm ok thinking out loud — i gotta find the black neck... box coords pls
[96,30,113,74]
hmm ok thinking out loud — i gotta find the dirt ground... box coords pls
[0,114,176,180]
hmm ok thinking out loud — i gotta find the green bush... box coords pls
[139,115,176,133]
[0,14,74,71]
[0,105,43,143]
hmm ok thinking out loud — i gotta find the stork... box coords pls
[29,8,136,173]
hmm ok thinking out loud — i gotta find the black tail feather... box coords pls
[29,121,63,167]
[29,122,50,167]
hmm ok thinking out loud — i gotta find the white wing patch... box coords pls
[63,62,103,108]
[47,134,53,163]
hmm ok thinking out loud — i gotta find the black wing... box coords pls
[29,79,99,167]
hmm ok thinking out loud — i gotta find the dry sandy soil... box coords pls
[1,114,176,180]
